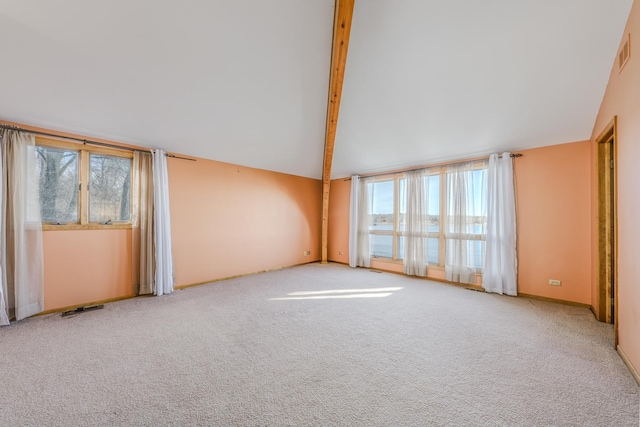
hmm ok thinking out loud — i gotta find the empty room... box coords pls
[1,0,639,425]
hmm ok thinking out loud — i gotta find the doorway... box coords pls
[596,117,617,341]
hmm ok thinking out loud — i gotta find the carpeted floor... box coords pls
[1,263,638,426]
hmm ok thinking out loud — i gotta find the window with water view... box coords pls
[368,165,487,270]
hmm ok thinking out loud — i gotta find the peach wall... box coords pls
[327,178,350,264]
[41,154,322,311]
[515,142,591,304]
[168,156,322,287]
[590,0,640,375]
[43,230,134,310]
[5,121,322,311]
[42,156,322,310]
[328,141,592,304]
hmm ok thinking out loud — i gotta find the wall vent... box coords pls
[618,34,631,73]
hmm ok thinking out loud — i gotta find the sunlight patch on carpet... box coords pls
[287,287,403,296]
[270,293,394,301]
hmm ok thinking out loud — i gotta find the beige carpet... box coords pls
[1,263,638,426]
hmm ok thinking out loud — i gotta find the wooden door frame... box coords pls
[595,116,618,345]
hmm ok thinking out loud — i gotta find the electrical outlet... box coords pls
[303,251,310,256]
[549,279,562,286]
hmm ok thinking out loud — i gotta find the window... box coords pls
[444,167,487,270]
[89,154,132,223]
[369,180,395,258]
[422,173,440,265]
[35,137,133,230]
[36,146,80,223]
[368,162,488,270]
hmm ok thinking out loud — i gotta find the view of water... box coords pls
[370,223,484,268]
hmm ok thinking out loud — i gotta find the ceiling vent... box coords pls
[618,34,630,73]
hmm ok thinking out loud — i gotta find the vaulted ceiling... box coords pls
[0,0,634,179]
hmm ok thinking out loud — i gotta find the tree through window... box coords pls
[35,138,132,228]
[36,146,79,223]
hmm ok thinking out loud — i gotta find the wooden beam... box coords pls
[321,0,355,263]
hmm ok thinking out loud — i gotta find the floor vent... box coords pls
[618,34,631,73]
[62,304,104,317]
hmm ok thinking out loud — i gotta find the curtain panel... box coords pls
[0,130,45,325]
[152,149,174,296]
[348,175,360,267]
[348,176,372,268]
[133,149,175,297]
[444,161,487,285]
[483,152,518,295]
[403,169,429,277]
[132,151,154,295]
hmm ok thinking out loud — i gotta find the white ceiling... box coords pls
[0,1,634,179]
[333,0,634,178]
[0,0,334,178]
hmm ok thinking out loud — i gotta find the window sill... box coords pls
[368,259,481,274]
[371,257,403,265]
[42,223,132,231]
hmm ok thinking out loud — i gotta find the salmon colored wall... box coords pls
[168,156,322,287]
[515,142,591,304]
[43,230,134,310]
[328,141,592,303]
[42,156,322,310]
[4,121,322,311]
[590,0,640,375]
[327,178,350,264]
[42,155,321,310]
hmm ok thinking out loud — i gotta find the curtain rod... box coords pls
[347,153,523,180]
[0,124,196,162]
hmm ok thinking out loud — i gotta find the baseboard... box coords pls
[175,259,321,290]
[330,264,591,308]
[518,293,591,309]
[37,294,137,317]
[36,261,322,317]
[41,263,583,317]
[417,275,485,292]
[617,345,640,385]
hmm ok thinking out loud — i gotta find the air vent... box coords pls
[618,34,630,73]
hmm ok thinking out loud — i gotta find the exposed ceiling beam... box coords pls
[321,0,355,263]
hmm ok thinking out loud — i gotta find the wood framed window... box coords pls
[369,178,400,261]
[36,137,133,230]
[368,161,487,271]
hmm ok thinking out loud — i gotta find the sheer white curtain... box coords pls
[152,149,174,296]
[483,153,517,295]
[0,141,6,326]
[132,151,154,295]
[445,161,487,285]
[349,176,372,268]
[348,175,360,267]
[0,130,45,324]
[403,169,429,276]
